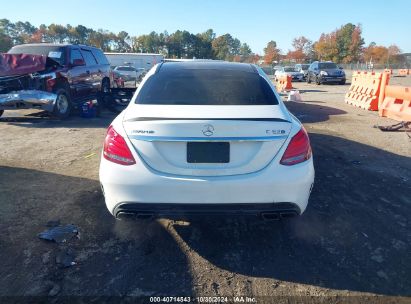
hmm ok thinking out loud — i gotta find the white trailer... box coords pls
[104,53,164,71]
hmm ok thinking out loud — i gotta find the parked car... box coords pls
[113,66,138,82]
[274,66,304,82]
[306,61,346,85]
[99,61,315,220]
[0,43,111,118]
[295,63,310,79]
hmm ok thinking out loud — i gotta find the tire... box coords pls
[53,87,72,119]
[0,110,3,117]
[306,74,311,84]
[340,80,346,85]
[315,76,321,85]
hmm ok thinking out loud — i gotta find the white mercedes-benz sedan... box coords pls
[99,61,314,220]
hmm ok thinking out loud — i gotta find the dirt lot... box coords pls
[0,73,410,303]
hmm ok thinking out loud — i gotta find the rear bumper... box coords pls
[113,202,301,219]
[0,90,57,112]
[100,154,315,217]
[319,76,346,83]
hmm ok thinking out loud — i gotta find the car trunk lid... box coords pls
[123,105,292,176]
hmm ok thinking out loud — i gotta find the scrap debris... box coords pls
[56,248,77,268]
[374,121,411,139]
[38,224,79,243]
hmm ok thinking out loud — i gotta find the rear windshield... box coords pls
[301,64,309,70]
[8,45,66,65]
[284,67,295,72]
[319,62,337,69]
[136,69,279,105]
[117,66,136,71]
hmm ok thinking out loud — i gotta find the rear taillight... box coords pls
[103,125,136,165]
[280,127,312,166]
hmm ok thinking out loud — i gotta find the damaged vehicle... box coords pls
[0,43,111,118]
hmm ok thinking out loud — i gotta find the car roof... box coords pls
[158,61,256,73]
[11,43,98,50]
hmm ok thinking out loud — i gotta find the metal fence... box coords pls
[339,63,410,70]
[260,62,410,76]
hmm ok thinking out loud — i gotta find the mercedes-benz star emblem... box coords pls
[202,124,214,137]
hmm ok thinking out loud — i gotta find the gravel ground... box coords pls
[0,74,410,303]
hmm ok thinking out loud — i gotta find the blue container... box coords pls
[80,101,97,118]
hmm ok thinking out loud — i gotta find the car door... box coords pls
[80,48,100,96]
[68,48,89,101]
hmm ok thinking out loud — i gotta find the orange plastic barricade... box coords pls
[398,69,409,76]
[379,83,411,122]
[345,71,387,111]
[276,75,293,92]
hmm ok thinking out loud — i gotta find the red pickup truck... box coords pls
[0,43,112,118]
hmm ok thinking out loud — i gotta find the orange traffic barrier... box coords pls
[276,75,293,92]
[346,69,411,120]
[398,69,409,76]
[378,72,411,121]
[345,71,388,111]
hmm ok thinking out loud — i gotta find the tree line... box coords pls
[0,19,257,63]
[0,19,405,65]
[266,23,403,65]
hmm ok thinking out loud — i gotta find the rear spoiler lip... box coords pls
[128,134,289,142]
[124,117,290,123]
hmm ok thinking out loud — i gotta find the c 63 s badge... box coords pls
[266,129,286,135]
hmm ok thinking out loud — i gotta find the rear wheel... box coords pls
[315,76,321,85]
[340,79,346,85]
[0,110,3,117]
[53,87,72,119]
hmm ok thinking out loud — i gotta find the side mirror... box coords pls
[72,59,85,67]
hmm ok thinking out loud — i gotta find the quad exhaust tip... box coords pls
[117,212,154,220]
[260,211,297,221]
